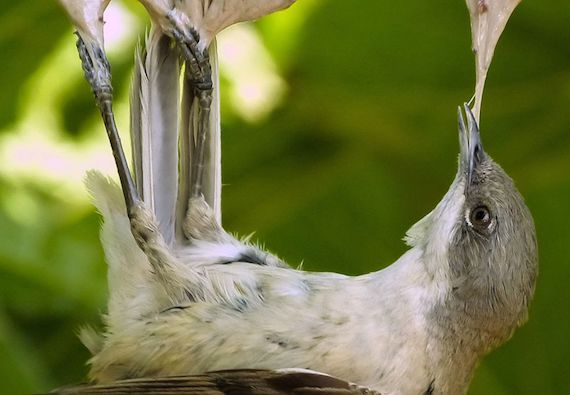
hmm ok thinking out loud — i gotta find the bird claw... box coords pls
[169,23,213,95]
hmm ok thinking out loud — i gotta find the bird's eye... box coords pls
[469,205,493,231]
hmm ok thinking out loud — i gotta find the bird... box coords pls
[78,39,537,395]
[56,2,538,394]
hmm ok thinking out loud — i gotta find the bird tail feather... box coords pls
[131,29,180,245]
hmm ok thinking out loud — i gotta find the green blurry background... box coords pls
[0,0,568,394]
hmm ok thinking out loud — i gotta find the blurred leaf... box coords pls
[0,0,68,128]
[0,308,51,394]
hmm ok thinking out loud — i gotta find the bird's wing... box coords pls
[50,369,378,394]
[131,29,180,245]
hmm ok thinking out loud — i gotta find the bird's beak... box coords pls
[458,104,485,185]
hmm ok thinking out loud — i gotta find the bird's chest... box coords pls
[286,300,433,394]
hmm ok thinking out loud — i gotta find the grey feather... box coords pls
[131,29,180,245]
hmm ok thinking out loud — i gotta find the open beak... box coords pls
[458,103,485,186]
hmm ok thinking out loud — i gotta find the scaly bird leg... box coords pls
[169,22,213,200]
[75,36,141,213]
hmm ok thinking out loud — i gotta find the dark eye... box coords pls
[469,205,493,230]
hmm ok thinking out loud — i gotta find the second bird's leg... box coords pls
[170,22,213,200]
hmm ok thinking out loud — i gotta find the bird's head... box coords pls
[405,105,538,337]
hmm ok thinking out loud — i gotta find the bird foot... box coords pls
[168,20,213,94]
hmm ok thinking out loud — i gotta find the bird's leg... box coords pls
[170,23,213,201]
[75,35,140,213]
[76,35,180,287]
